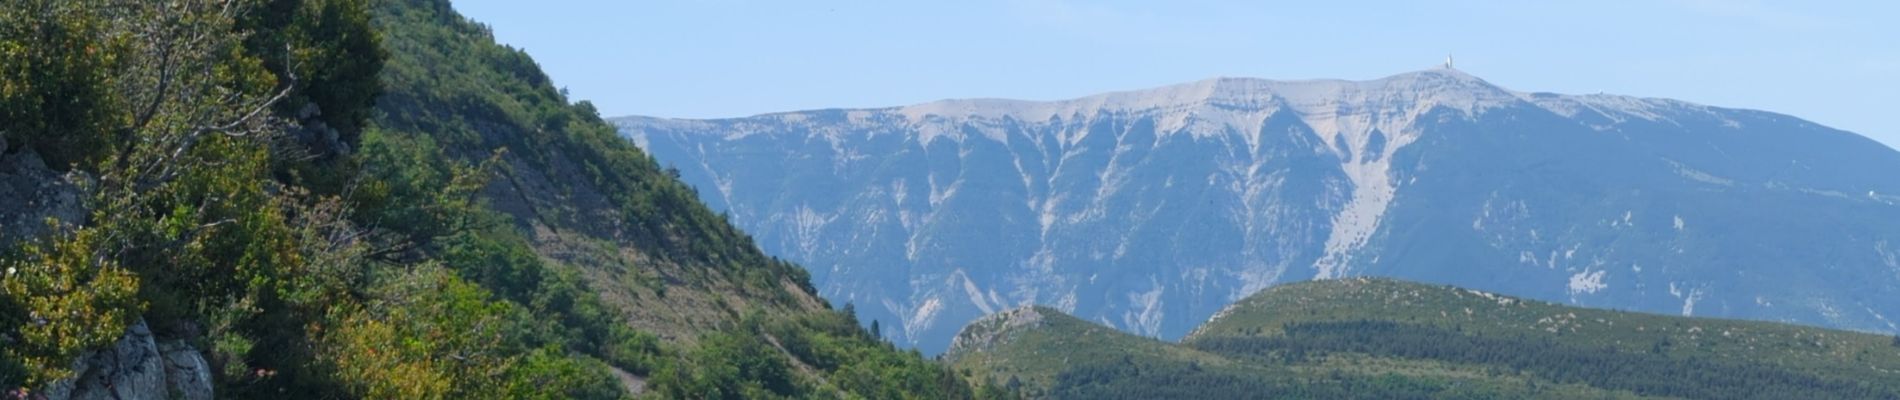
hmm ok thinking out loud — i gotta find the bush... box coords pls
[0,0,126,170]
[0,228,142,388]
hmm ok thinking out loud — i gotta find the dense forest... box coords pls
[949,280,1900,400]
[0,0,1011,398]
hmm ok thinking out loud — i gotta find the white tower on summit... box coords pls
[1444,54,1454,70]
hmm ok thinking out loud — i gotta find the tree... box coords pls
[871,319,883,341]
[238,0,384,159]
[1,0,299,387]
[0,0,388,392]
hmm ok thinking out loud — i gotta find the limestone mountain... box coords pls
[617,69,1900,354]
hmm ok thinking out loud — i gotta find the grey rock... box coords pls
[159,341,213,400]
[51,320,166,400]
[42,320,214,400]
[0,149,85,249]
[946,306,1048,358]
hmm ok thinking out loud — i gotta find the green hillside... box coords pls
[1,0,1006,398]
[949,278,1900,399]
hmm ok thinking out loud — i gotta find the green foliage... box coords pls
[3,0,986,398]
[503,348,626,400]
[1043,357,1521,400]
[650,327,801,400]
[651,311,987,400]
[348,128,488,261]
[361,3,993,399]
[951,280,1900,400]
[349,128,665,376]
[238,0,384,156]
[430,210,665,375]
[766,311,978,399]
[317,265,623,400]
[2,0,301,390]
[0,227,142,388]
[0,0,127,170]
[1194,320,1894,399]
[368,0,818,307]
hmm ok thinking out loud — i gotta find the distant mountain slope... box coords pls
[946,278,1900,399]
[616,69,1900,353]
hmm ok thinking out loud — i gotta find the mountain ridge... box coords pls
[620,69,1754,128]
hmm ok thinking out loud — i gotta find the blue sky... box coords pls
[454,0,1900,148]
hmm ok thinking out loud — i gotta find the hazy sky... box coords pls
[454,0,1900,149]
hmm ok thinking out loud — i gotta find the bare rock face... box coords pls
[44,320,165,400]
[41,320,214,400]
[0,150,85,248]
[158,341,213,400]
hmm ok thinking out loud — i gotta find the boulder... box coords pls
[41,320,214,400]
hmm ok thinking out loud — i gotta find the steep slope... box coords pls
[373,0,821,342]
[367,0,993,398]
[616,69,1900,353]
[948,278,1900,399]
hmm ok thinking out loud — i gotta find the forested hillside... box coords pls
[1,0,1005,398]
[948,278,1900,399]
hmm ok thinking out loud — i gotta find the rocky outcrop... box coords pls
[290,103,352,160]
[158,341,213,400]
[41,320,213,400]
[0,149,85,249]
[945,306,1048,358]
[5,148,214,400]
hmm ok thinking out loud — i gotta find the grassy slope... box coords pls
[950,278,1900,399]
